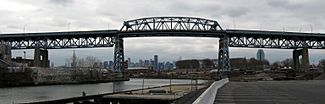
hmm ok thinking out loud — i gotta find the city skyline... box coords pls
[10,47,325,66]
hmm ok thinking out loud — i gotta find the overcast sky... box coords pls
[1,0,325,66]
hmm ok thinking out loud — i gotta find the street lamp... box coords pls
[310,24,313,33]
[68,22,71,31]
[169,73,172,95]
[23,51,26,59]
[140,72,145,94]
[313,60,316,80]
[112,82,115,93]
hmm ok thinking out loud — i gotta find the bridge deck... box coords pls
[215,80,325,104]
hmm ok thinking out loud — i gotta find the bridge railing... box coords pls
[192,78,229,104]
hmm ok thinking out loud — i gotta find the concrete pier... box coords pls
[33,48,49,67]
[293,48,309,72]
[0,43,11,68]
[0,43,11,63]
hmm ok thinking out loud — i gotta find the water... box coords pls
[0,78,206,104]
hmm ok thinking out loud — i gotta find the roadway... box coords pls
[215,80,325,104]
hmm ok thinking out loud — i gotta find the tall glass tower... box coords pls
[256,49,265,61]
[154,55,158,70]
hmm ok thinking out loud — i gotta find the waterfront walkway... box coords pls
[215,80,325,104]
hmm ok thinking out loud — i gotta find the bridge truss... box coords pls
[118,17,229,73]
[5,36,115,49]
[120,17,223,31]
[0,30,118,49]
[227,30,325,49]
[1,17,325,74]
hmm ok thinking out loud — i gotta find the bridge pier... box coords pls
[0,42,11,64]
[0,41,11,70]
[33,48,49,67]
[293,48,309,72]
[113,35,125,72]
[218,35,230,77]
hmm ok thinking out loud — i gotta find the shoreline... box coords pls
[0,78,129,88]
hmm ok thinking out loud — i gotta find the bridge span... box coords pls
[1,16,325,73]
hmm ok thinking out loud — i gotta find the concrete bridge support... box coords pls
[33,48,49,67]
[293,48,309,72]
[0,42,11,63]
[0,42,11,67]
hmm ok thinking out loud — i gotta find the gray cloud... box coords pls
[267,0,300,9]
[226,7,250,17]
[48,0,73,6]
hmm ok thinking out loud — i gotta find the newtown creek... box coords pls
[0,78,206,104]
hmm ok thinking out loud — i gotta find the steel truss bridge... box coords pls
[1,17,325,72]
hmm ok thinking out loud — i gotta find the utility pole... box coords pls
[195,73,198,91]
[112,82,115,93]
[170,73,172,95]
[142,73,145,94]
[68,22,71,31]
[310,24,313,33]
[23,51,26,59]
[23,24,27,33]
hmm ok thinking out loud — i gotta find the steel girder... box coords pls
[226,29,325,49]
[226,29,325,39]
[0,30,118,40]
[7,36,115,49]
[113,35,124,72]
[3,17,325,74]
[118,31,226,38]
[229,36,325,49]
[218,35,230,76]
[118,17,225,72]
[0,30,118,49]
[120,17,223,32]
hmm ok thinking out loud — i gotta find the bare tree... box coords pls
[51,62,54,68]
[318,59,325,71]
[271,61,281,70]
[281,58,293,67]
[68,52,101,68]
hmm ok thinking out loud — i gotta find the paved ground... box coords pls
[215,80,325,104]
[104,84,206,100]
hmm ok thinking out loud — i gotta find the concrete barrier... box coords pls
[192,78,229,104]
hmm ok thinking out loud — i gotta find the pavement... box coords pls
[104,84,206,100]
[316,73,325,80]
[215,80,325,104]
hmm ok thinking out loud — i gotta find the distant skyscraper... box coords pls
[256,49,265,61]
[139,59,144,67]
[158,62,164,70]
[104,61,109,68]
[109,61,114,70]
[144,60,150,67]
[154,55,158,70]
[127,58,131,67]
[150,59,154,68]
[71,50,77,68]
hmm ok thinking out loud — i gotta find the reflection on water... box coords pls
[0,78,206,104]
